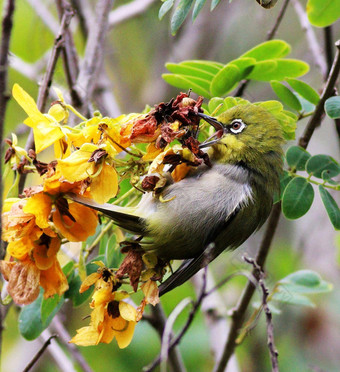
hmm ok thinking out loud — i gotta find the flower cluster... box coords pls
[1,84,205,348]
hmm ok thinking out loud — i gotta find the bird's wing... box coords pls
[159,206,240,296]
[66,194,146,235]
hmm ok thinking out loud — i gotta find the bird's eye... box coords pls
[229,119,246,134]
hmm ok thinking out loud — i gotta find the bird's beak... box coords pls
[198,112,227,149]
[197,112,224,131]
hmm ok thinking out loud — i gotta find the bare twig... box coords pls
[213,203,282,372]
[108,0,156,28]
[292,0,327,78]
[74,0,114,115]
[243,256,279,372]
[51,316,93,372]
[56,0,82,107]
[23,334,58,372]
[148,304,186,372]
[299,40,340,149]
[0,0,15,260]
[145,268,208,372]
[215,39,340,372]
[26,0,59,34]
[234,0,290,97]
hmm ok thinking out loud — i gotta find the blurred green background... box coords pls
[1,0,340,371]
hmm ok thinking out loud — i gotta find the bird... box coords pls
[70,104,284,296]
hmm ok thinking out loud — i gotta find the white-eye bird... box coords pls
[70,104,284,295]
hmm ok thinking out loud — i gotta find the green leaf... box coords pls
[286,78,320,105]
[208,97,225,115]
[246,60,277,80]
[279,170,293,201]
[106,233,120,267]
[286,146,311,170]
[211,0,222,10]
[193,0,207,20]
[171,0,195,35]
[181,60,223,74]
[19,291,64,340]
[229,57,256,79]
[274,110,297,140]
[325,96,340,119]
[306,154,340,178]
[241,40,291,61]
[162,73,212,98]
[250,59,309,81]
[166,63,215,81]
[272,290,315,307]
[319,185,340,230]
[282,177,314,219]
[271,81,302,112]
[41,294,61,324]
[279,270,333,293]
[159,0,175,20]
[307,0,340,27]
[295,94,315,114]
[210,64,241,96]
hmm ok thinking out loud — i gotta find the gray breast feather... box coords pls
[138,164,253,259]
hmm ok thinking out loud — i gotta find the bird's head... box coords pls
[198,104,284,172]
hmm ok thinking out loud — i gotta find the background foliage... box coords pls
[1,0,340,371]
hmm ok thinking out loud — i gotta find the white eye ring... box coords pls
[229,119,246,134]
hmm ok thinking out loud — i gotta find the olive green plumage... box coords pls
[71,104,284,295]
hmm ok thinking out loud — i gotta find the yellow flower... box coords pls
[71,264,137,348]
[57,144,119,203]
[12,84,65,154]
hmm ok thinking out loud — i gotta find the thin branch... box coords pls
[148,304,186,372]
[74,0,114,115]
[23,334,58,372]
[243,256,279,372]
[56,0,82,108]
[299,40,340,149]
[108,0,156,28]
[26,0,60,34]
[266,0,290,40]
[51,316,93,372]
[145,268,208,372]
[213,202,282,372]
[234,0,290,97]
[215,38,340,372]
[291,0,327,78]
[0,0,15,261]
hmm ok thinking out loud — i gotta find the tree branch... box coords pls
[243,256,279,372]
[108,0,156,28]
[234,0,290,97]
[23,334,58,372]
[291,0,327,78]
[74,0,114,115]
[215,38,340,372]
[299,40,340,149]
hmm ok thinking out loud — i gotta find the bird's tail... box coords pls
[66,194,146,235]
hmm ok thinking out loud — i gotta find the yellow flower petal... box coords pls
[69,326,100,346]
[119,301,137,322]
[111,316,136,349]
[23,193,52,229]
[57,150,95,182]
[90,163,118,204]
[40,258,69,298]
[33,237,61,270]
[7,237,32,260]
[53,203,98,242]
[79,272,101,293]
